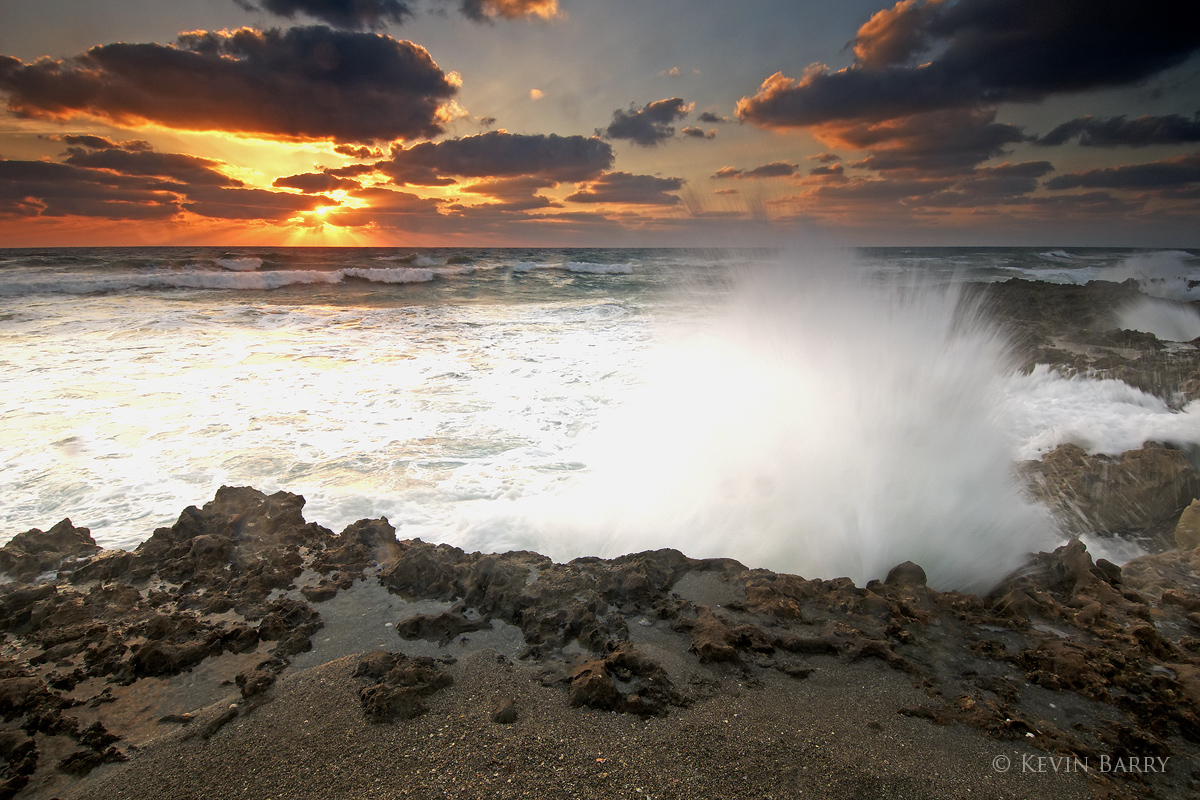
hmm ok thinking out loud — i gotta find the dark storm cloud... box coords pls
[0,158,182,219]
[2,141,339,222]
[63,146,243,187]
[237,0,415,30]
[602,98,691,146]
[334,144,384,158]
[681,127,716,139]
[181,186,334,220]
[737,0,1200,129]
[565,171,684,205]
[57,134,122,150]
[272,171,362,192]
[0,26,458,143]
[826,109,1029,174]
[379,131,613,185]
[324,162,381,178]
[461,176,560,211]
[1045,152,1200,189]
[917,161,1056,206]
[808,164,844,177]
[1035,114,1200,147]
[713,162,798,180]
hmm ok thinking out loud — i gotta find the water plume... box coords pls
[465,256,1060,592]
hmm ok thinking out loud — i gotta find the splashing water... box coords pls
[448,263,1060,592]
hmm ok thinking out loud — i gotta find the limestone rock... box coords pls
[884,561,927,588]
[1175,499,1200,550]
[1022,442,1200,535]
[490,696,517,724]
[0,519,100,582]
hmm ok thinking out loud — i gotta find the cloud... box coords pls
[1035,113,1200,147]
[820,108,1029,174]
[712,161,798,180]
[566,171,684,205]
[378,130,613,185]
[334,143,383,158]
[0,26,458,143]
[530,88,544,100]
[1,140,336,222]
[457,0,559,22]
[238,0,414,30]
[681,126,716,139]
[0,158,184,219]
[461,175,559,210]
[602,98,692,146]
[808,163,844,178]
[1045,152,1200,189]
[273,171,362,192]
[808,152,841,163]
[181,186,334,219]
[697,111,728,124]
[737,0,1200,129]
[62,145,244,187]
[325,185,443,227]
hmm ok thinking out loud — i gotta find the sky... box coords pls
[0,0,1198,247]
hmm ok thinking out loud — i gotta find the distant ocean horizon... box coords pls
[3,246,1199,590]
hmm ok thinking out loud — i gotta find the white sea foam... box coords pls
[444,266,1064,592]
[1116,296,1200,341]
[1003,366,1200,459]
[1098,250,1199,300]
[4,249,1199,594]
[343,267,436,284]
[215,256,263,271]
[565,261,634,274]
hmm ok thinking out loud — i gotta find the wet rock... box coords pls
[128,640,212,678]
[380,541,471,600]
[359,684,427,722]
[133,486,333,590]
[352,652,453,723]
[490,696,517,724]
[0,519,101,583]
[57,746,126,776]
[301,583,339,603]
[884,561,927,588]
[199,706,239,740]
[0,676,46,718]
[687,607,740,663]
[1177,499,1200,550]
[257,597,322,642]
[394,608,491,643]
[235,669,276,699]
[0,730,37,799]
[1022,442,1200,536]
[313,518,402,577]
[567,643,684,716]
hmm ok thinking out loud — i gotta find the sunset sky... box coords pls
[1,0,1198,246]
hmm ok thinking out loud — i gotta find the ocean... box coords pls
[3,246,1199,591]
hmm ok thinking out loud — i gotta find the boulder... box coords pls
[0,519,101,582]
[1022,442,1200,535]
[1175,499,1200,550]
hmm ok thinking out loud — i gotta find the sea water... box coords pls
[2,246,1198,590]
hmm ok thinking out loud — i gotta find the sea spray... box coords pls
[450,261,1060,592]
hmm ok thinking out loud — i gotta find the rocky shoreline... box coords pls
[3,277,1200,799]
[1,483,1200,799]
